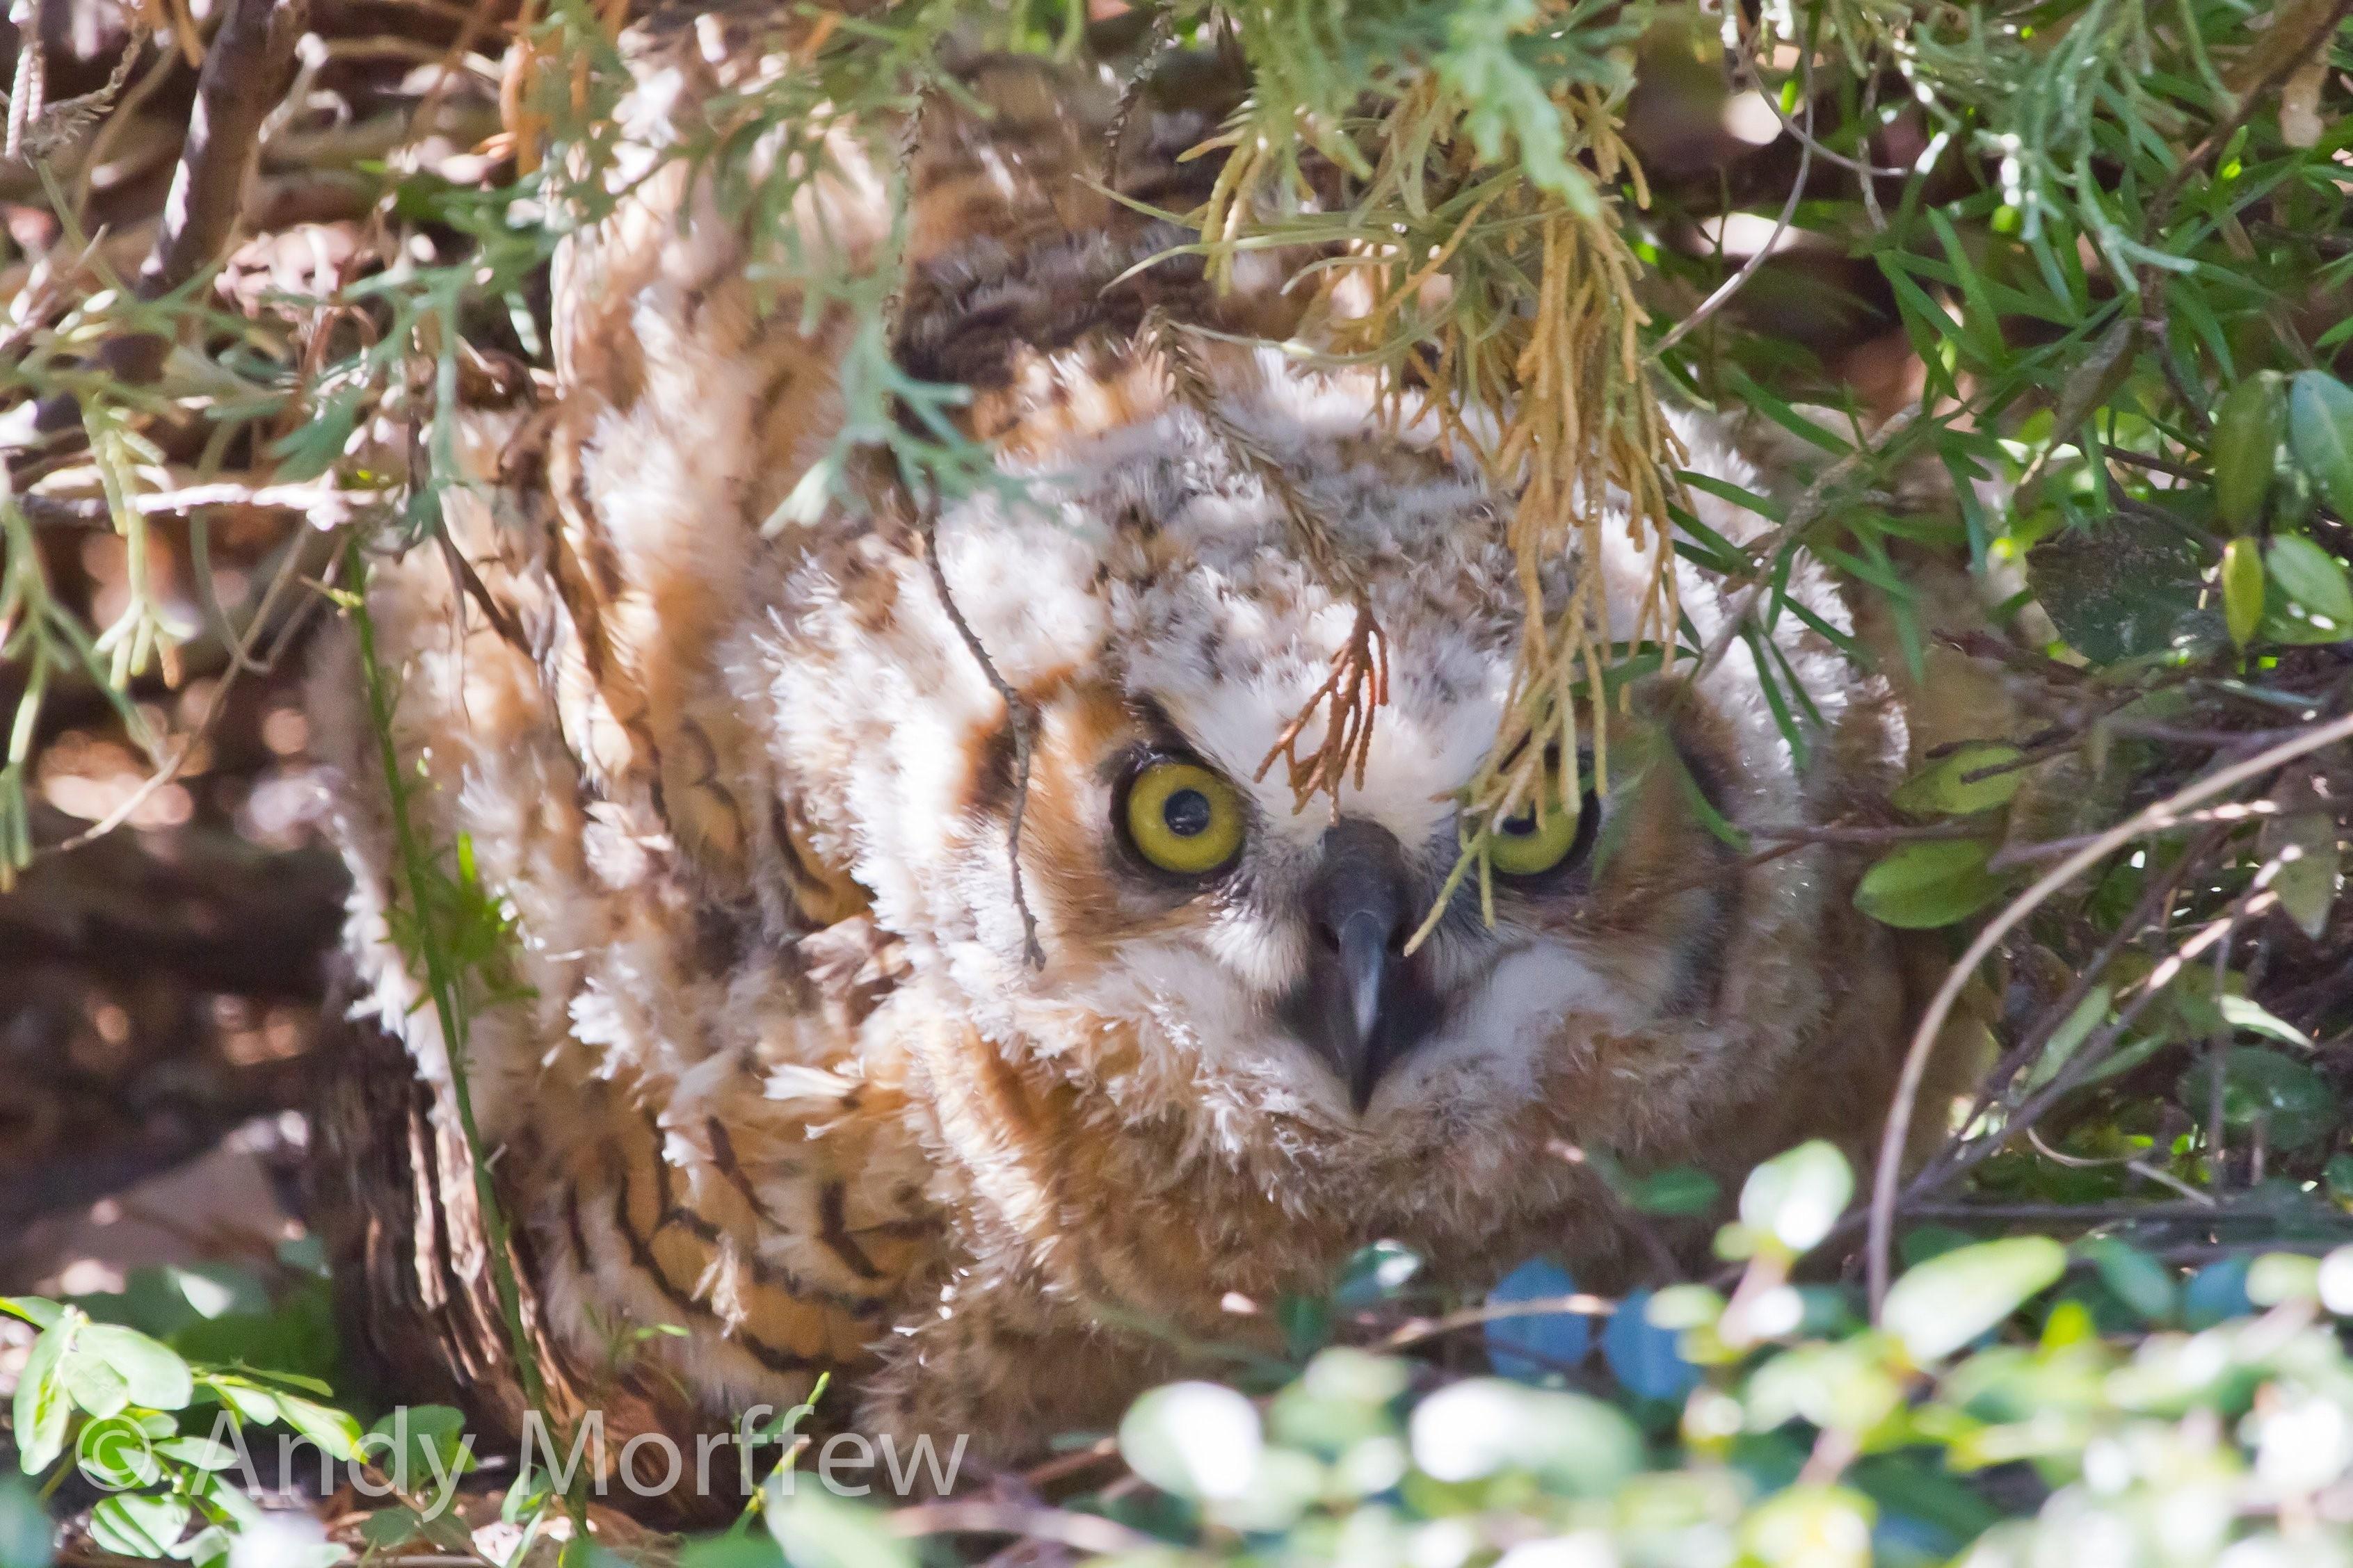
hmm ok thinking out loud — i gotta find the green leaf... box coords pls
[1884,1237,2066,1364]
[2022,986,2114,1091]
[2247,1252,2322,1307]
[203,1380,280,1425]
[2027,514,2218,661]
[1615,1164,1722,1218]
[1854,839,2005,929]
[679,1534,785,1568]
[2213,372,2286,531]
[366,1405,476,1493]
[1408,1380,1641,1492]
[1120,1381,1263,1501]
[87,1494,190,1561]
[77,1325,193,1412]
[0,1479,52,1568]
[58,1350,129,1421]
[1738,1141,1854,1256]
[0,1301,61,1331]
[74,1415,163,1492]
[272,1395,361,1463]
[12,1314,77,1476]
[2178,1048,2338,1152]
[168,1524,232,1568]
[765,1492,914,1568]
[2266,534,2353,627]
[2080,1237,2176,1325]
[153,1437,239,1473]
[2265,807,2341,940]
[2217,993,2315,1050]
[1893,743,2027,817]
[2223,535,2265,647]
[2289,371,2353,519]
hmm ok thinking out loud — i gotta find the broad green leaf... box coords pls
[1739,1141,1854,1256]
[77,1325,193,1412]
[2267,534,2353,627]
[2023,986,2114,1090]
[1741,1485,1878,1568]
[59,1350,129,1420]
[1854,839,2005,929]
[1893,743,2027,817]
[74,1415,163,1492]
[87,1494,190,1561]
[2213,373,2286,531]
[2223,535,2265,647]
[365,1405,476,1494]
[678,1534,786,1568]
[0,1301,61,1330]
[1408,1380,1640,1493]
[272,1395,361,1463]
[2265,807,2341,939]
[1884,1237,2066,1364]
[766,1492,914,1568]
[2178,1048,2337,1152]
[2248,1252,2322,1307]
[1120,1382,1263,1501]
[166,1523,231,1568]
[153,1437,239,1472]
[2027,514,2218,661]
[203,1380,280,1425]
[2217,993,2316,1050]
[12,1314,77,1476]
[1615,1164,1721,1218]
[2080,1237,2176,1325]
[2289,370,2353,519]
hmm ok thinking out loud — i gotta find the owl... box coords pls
[312,5,1956,1488]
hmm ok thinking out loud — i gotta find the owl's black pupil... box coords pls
[1501,811,1537,836]
[1163,789,1214,838]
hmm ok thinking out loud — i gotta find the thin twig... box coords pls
[1868,706,2353,1314]
[887,1503,1157,1555]
[1379,1291,1619,1351]
[1652,60,1815,360]
[917,510,1046,969]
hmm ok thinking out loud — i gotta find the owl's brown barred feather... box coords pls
[312,6,1978,1492]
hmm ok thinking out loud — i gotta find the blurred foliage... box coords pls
[5,0,2353,1562]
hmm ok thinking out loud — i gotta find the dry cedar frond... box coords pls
[1194,66,1685,862]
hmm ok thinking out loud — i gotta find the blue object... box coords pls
[2183,1256,2254,1329]
[1603,1288,1700,1403]
[1484,1259,1593,1379]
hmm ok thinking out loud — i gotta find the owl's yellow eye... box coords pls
[1487,770,1589,878]
[1123,759,1246,875]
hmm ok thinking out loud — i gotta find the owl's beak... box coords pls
[1283,820,1440,1115]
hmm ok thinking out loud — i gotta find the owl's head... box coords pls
[747,339,1900,1182]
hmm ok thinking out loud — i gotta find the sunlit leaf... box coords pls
[2213,373,2286,531]
[1884,1238,2066,1364]
[1854,839,2005,929]
[2289,371,2353,519]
